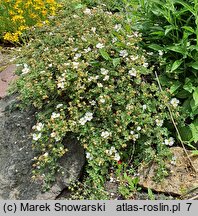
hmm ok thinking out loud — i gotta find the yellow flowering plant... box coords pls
[0,0,60,43]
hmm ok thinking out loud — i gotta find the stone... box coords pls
[138,147,198,196]
[0,95,85,199]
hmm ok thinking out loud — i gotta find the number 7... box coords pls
[186,203,192,211]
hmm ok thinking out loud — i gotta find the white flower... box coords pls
[128,68,137,77]
[143,62,149,68]
[109,146,116,155]
[85,112,93,121]
[83,8,92,15]
[114,153,121,161]
[132,134,139,141]
[81,36,87,42]
[133,31,139,37]
[114,24,122,32]
[48,63,53,67]
[43,152,48,157]
[56,104,63,109]
[57,82,65,89]
[119,50,128,58]
[73,14,79,18]
[170,98,179,108]
[137,126,141,131]
[96,43,104,49]
[101,131,111,139]
[158,50,163,56]
[74,53,81,60]
[22,67,30,75]
[72,62,79,69]
[155,119,164,127]
[32,133,41,141]
[90,100,96,106]
[142,104,147,110]
[100,68,109,75]
[51,112,60,119]
[91,27,96,33]
[86,152,93,160]
[84,47,91,53]
[99,98,105,103]
[44,47,49,51]
[97,83,103,88]
[164,137,174,146]
[103,75,109,81]
[130,55,139,61]
[112,37,117,43]
[130,130,134,135]
[79,117,87,125]
[50,132,56,138]
[35,122,44,131]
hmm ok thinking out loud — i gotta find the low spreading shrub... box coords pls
[15,0,185,197]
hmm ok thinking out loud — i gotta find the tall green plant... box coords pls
[132,0,198,145]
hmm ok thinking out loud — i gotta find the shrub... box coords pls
[0,0,60,43]
[15,0,185,196]
[131,0,198,144]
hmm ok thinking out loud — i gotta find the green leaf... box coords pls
[179,126,192,142]
[148,188,155,200]
[189,62,198,70]
[191,150,198,156]
[174,0,195,15]
[190,98,198,113]
[167,45,186,55]
[183,78,194,93]
[150,31,164,36]
[112,58,120,67]
[171,60,183,72]
[193,87,198,106]
[164,25,176,35]
[148,44,163,51]
[99,49,111,60]
[170,81,182,94]
[182,26,195,33]
[190,121,198,143]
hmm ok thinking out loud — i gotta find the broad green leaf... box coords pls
[189,62,198,70]
[174,0,195,15]
[193,87,198,106]
[112,58,120,67]
[183,80,194,93]
[170,81,182,94]
[171,60,183,72]
[182,26,195,33]
[167,45,186,55]
[148,44,163,51]
[176,89,191,99]
[190,98,198,113]
[158,75,171,86]
[99,49,111,60]
[190,121,198,143]
[179,126,192,142]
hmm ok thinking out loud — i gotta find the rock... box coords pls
[0,64,17,98]
[0,95,85,199]
[138,147,198,196]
